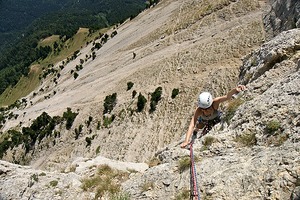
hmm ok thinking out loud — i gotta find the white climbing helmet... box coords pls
[198,92,213,109]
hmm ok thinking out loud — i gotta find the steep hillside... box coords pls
[0,0,145,53]
[1,0,299,199]
[1,0,266,168]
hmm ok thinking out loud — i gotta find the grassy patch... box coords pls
[265,120,281,135]
[50,180,58,187]
[175,189,190,200]
[266,134,288,147]
[110,192,131,200]
[178,157,190,173]
[202,136,216,146]
[0,65,42,106]
[147,157,161,167]
[81,164,129,199]
[141,181,154,192]
[235,132,257,147]
[0,27,109,106]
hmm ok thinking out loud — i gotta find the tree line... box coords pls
[0,0,146,96]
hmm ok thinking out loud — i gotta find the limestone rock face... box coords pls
[0,160,88,200]
[264,0,300,40]
[122,29,300,200]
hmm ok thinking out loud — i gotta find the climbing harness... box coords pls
[189,124,210,200]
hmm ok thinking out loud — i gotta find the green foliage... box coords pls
[149,87,162,112]
[0,107,78,159]
[86,116,93,127]
[171,88,179,99]
[132,90,137,99]
[127,81,134,91]
[96,146,101,154]
[75,124,83,140]
[63,107,78,130]
[103,115,115,128]
[175,189,190,200]
[137,93,147,112]
[146,0,160,8]
[0,0,146,95]
[178,157,190,173]
[73,72,79,79]
[265,120,281,135]
[97,121,101,130]
[103,93,117,114]
[50,180,58,187]
[31,174,39,182]
[110,192,131,200]
[39,172,46,176]
[85,137,92,147]
[295,177,300,187]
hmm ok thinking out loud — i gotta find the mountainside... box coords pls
[0,0,299,199]
[0,0,145,53]
[0,0,146,96]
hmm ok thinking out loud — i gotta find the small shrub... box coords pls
[178,157,190,173]
[73,71,79,78]
[295,177,300,187]
[103,93,117,114]
[132,90,137,98]
[141,182,154,192]
[235,132,257,147]
[86,116,93,127]
[111,192,131,200]
[202,136,215,146]
[50,180,58,187]
[175,189,190,200]
[96,146,100,154]
[265,120,281,135]
[92,52,96,60]
[127,81,134,91]
[103,115,115,128]
[31,174,38,182]
[137,93,147,112]
[98,164,114,176]
[69,166,76,172]
[63,108,78,130]
[85,137,92,147]
[39,172,46,176]
[75,124,83,139]
[150,87,162,112]
[266,133,288,146]
[171,88,179,99]
[97,121,101,130]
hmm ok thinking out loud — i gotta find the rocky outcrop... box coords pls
[0,155,148,200]
[264,0,300,40]
[0,160,87,200]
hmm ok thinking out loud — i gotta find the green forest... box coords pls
[0,0,147,97]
